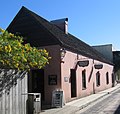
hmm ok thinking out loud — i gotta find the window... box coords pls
[96,71,100,86]
[106,72,109,84]
[82,70,86,89]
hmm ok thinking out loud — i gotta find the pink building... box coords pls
[7,6,114,107]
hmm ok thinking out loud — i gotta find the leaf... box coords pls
[0,28,50,71]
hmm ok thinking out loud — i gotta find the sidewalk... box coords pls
[40,84,120,114]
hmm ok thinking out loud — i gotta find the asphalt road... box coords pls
[76,88,120,114]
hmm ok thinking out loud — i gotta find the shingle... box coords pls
[7,6,113,65]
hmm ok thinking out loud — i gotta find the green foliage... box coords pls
[0,28,50,70]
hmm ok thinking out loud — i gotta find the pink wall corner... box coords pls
[61,50,78,102]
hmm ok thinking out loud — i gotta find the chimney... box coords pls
[51,18,68,34]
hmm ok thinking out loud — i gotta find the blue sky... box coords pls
[0,0,120,50]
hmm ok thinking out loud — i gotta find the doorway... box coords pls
[29,69,45,100]
[70,69,77,97]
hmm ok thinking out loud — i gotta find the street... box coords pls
[76,88,120,114]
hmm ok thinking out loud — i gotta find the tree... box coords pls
[0,28,50,71]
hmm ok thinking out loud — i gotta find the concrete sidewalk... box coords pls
[40,84,120,114]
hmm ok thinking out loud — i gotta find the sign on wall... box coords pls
[48,75,57,85]
[94,64,103,69]
[77,60,89,67]
[64,77,69,82]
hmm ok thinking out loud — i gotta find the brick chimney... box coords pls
[51,18,68,34]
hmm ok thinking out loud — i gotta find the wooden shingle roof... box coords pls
[7,6,113,65]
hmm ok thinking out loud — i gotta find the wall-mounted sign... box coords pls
[77,60,89,67]
[48,75,57,85]
[94,64,103,69]
[64,77,69,82]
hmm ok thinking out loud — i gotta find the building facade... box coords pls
[113,51,120,81]
[0,6,114,113]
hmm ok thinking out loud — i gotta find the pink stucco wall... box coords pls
[61,50,113,102]
[41,45,113,104]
